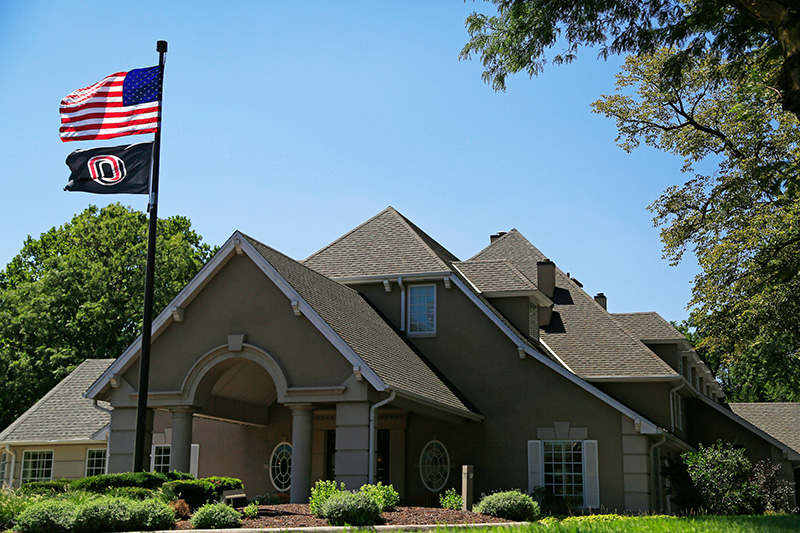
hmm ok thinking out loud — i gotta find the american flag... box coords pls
[60,66,161,142]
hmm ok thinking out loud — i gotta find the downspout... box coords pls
[91,400,113,475]
[649,435,667,513]
[4,444,16,489]
[397,277,405,332]
[368,390,396,484]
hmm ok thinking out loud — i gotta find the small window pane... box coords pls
[408,285,436,334]
[86,449,107,477]
[152,445,171,473]
[21,451,53,483]
[542,441,584,499]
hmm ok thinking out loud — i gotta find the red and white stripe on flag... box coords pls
[60,71,159,142]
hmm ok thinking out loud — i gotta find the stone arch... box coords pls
[181,343,290,406]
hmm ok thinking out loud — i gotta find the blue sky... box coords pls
[0,1,698,322]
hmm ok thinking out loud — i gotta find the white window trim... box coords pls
[528,440,599,509]
[85,448,107,477]
[407,284,437,337]
[670,391,683,431]
[21,450,54,484]
[419,439,450,492]
[270,442,292,492]
[150,443,199,476]
[0,452,7,488]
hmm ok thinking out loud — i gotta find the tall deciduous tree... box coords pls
[0,204,215,429]
[461,0,800,118]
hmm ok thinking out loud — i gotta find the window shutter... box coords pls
[583,440,599,508]
[190,444,200,477]
[527,440,543,493]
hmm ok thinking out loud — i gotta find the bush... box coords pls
[529,485,582,515]
[682,441,758,514]
[359,482,399,511]
[190,502,241,529]
[168,499,191,520]
[474,490,540,522]
[320,491,382,526]
[309,479,346,517]
[163,471,194,482]
[162,479,215,510]
[15,500,77,533]
[749,460,794,513]
[71,472,169,492]
[130,498,176,531]
[0,489,36,530]
[242,502,259,518]
[251,492,282,505]
[439,487,462,510]
[72,496,136,532]
[104,486,154,500]
[202,476,244,501]
[18,480,70,495]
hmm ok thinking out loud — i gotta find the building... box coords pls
[4,207,798,511]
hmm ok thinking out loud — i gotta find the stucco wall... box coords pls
[3,443,107,488]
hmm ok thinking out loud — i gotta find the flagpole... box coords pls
[133,40,167,472]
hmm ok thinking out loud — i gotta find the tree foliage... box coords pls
[461,0,800,118]
[0,204,215,429]
[594,49,800,402]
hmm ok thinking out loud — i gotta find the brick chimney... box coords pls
[594,292,607,310]
[490,231,508,244]
[536,259,555,298]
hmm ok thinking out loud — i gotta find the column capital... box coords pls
[168,407,197,417]
[287,403,315,415]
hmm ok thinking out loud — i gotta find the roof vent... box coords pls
[490,231,508,243]
[594,292,607,310]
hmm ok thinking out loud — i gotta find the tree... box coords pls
[461,2,800,402]
[0,204,215,429]
[461,0,800,119]
[593,49,800,402]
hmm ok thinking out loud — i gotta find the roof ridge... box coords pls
[391,209,458,270]
[304,207,397,263]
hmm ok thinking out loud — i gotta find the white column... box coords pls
[169,408,194,474]
[289,403,315,503]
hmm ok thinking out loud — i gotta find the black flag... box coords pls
[65,142,152,194]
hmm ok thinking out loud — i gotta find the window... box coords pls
[408,285,436,335]
[151,445,170,473]
[419,440,449,491]
[270,442,292,492]
[0,452,6,487]
[86,449,107,477]
[670,391,683,431]
[21,450,53,483]
[528,440,599,508]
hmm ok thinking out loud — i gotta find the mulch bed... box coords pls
[175,503,514,530]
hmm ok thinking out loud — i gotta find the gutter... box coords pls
[92,399,113,414]
[4,445,15,489]
[368,391,396,484]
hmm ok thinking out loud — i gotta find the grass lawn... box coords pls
[438,515,800,532]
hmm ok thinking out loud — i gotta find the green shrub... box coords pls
[474,490,540,522]
[251,492,282,505]
[130,498,176,531]
[309,479,346,517]
[320,491,382,526]
[683,441,758,514]
[163,471,194,482]
[15,500,77,533]
[71,472,169,492]
[72,496,136,533]
[18,480,71,496]
[0,489,36,530]
[162,479,215,510]
[750,459,795,513]
[242,502,259,518]
[104,486,154,500]
[53,490,101,506]
[528,485,583,515]
[439,487,463,510]
[202,476,244,501]
[190,502,241,529]
[359,482,399,511]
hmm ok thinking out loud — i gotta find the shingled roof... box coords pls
[613,312,686,342]
[471,230,677,379]
[245,235,474,416]
[729,403,800,455]
[453,259,537,294]
[0,359,112,444]
[303,207,458,278]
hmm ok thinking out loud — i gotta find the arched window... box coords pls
[270,442,292,492]
[419,440,449,491]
